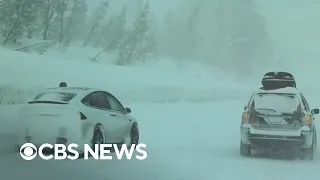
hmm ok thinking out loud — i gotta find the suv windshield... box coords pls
[252,93,300,113]
[31,92,77,102]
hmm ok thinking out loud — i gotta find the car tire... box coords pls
[128,123,139,149]
[314,130,317,150]
[289,147,299,160]
[240,141,251,157]
[308,131,316,160]
[299,149,306,160]
[91,126,105,155]
[299,131,316,160]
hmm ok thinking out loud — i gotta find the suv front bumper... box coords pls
[241,124,313,149]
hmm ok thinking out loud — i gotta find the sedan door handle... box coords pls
[110,114,116,117]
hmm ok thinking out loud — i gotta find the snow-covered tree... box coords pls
[0,0,44,44]
[99,5,127,48]
[157,2,202,61]
[41,0,59,40]
[159,0,273,73]
[117,0,156,65]
[82,1,108,47]
[24,0,44,39]
[210,0,273,72]
[62,0,88,46]
[0,0,25,43]
[52,0,71,42]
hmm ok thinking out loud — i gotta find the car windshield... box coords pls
[32,92,77,102]
[252,93,300,113]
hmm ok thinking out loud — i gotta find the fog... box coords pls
[88,0,320,71]
[257,0,320,63]
[0,1,320,180]
[89,0,319,77]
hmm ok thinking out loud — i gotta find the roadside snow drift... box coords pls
[0,47,256,103]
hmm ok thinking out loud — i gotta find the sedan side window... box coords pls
[105,93,125,113]
[87,92,112,110]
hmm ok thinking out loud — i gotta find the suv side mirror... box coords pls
[125,107,131,114]
[311,108,319,115]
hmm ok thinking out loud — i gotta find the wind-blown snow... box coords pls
[0,47,256,103]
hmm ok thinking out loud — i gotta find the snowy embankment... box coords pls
[0,47,257,104]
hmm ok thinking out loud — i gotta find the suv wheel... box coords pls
[300,131,316,160]
[240,141,251,157]
[307,132,316,160]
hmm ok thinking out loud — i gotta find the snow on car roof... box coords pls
[48,87,92,91]
[45,87,97,95]
[255,87,300,95]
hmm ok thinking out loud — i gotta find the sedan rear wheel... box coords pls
[92,128,104,155]
[128,123,139,149]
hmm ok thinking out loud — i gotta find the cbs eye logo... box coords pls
[20,143,37,160]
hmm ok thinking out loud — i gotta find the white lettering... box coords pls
[114,144,135,160]
[84,144,99,159]
[38,143,53,160]
[54,144,67,160]
[135,144,147,160]
[99,144,112,160]
[67,144,79,160]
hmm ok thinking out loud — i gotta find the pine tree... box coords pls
[90,4,127,61]
[53,0,71,42]
[212,0,273,72]
[62,0,87,46]
[82,1,108,47]
[117,0,156,65]
[41,0,59,40]
[24,0,44,39]
[0,0,43,44]
[102,4,127,49]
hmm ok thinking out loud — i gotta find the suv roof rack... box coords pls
[261,71,296,90]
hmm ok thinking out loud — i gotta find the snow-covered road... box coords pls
[0,101,320,180]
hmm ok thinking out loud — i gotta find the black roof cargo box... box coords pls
[261,71,296,90]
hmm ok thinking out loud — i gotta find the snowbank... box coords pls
[0,47,257,104]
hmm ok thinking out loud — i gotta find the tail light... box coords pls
[241,112,249,124]
[80,112,87,120]
[302,114,312,125]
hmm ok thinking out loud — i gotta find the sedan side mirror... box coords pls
[311,108,319,115]
[125,107,131,114]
